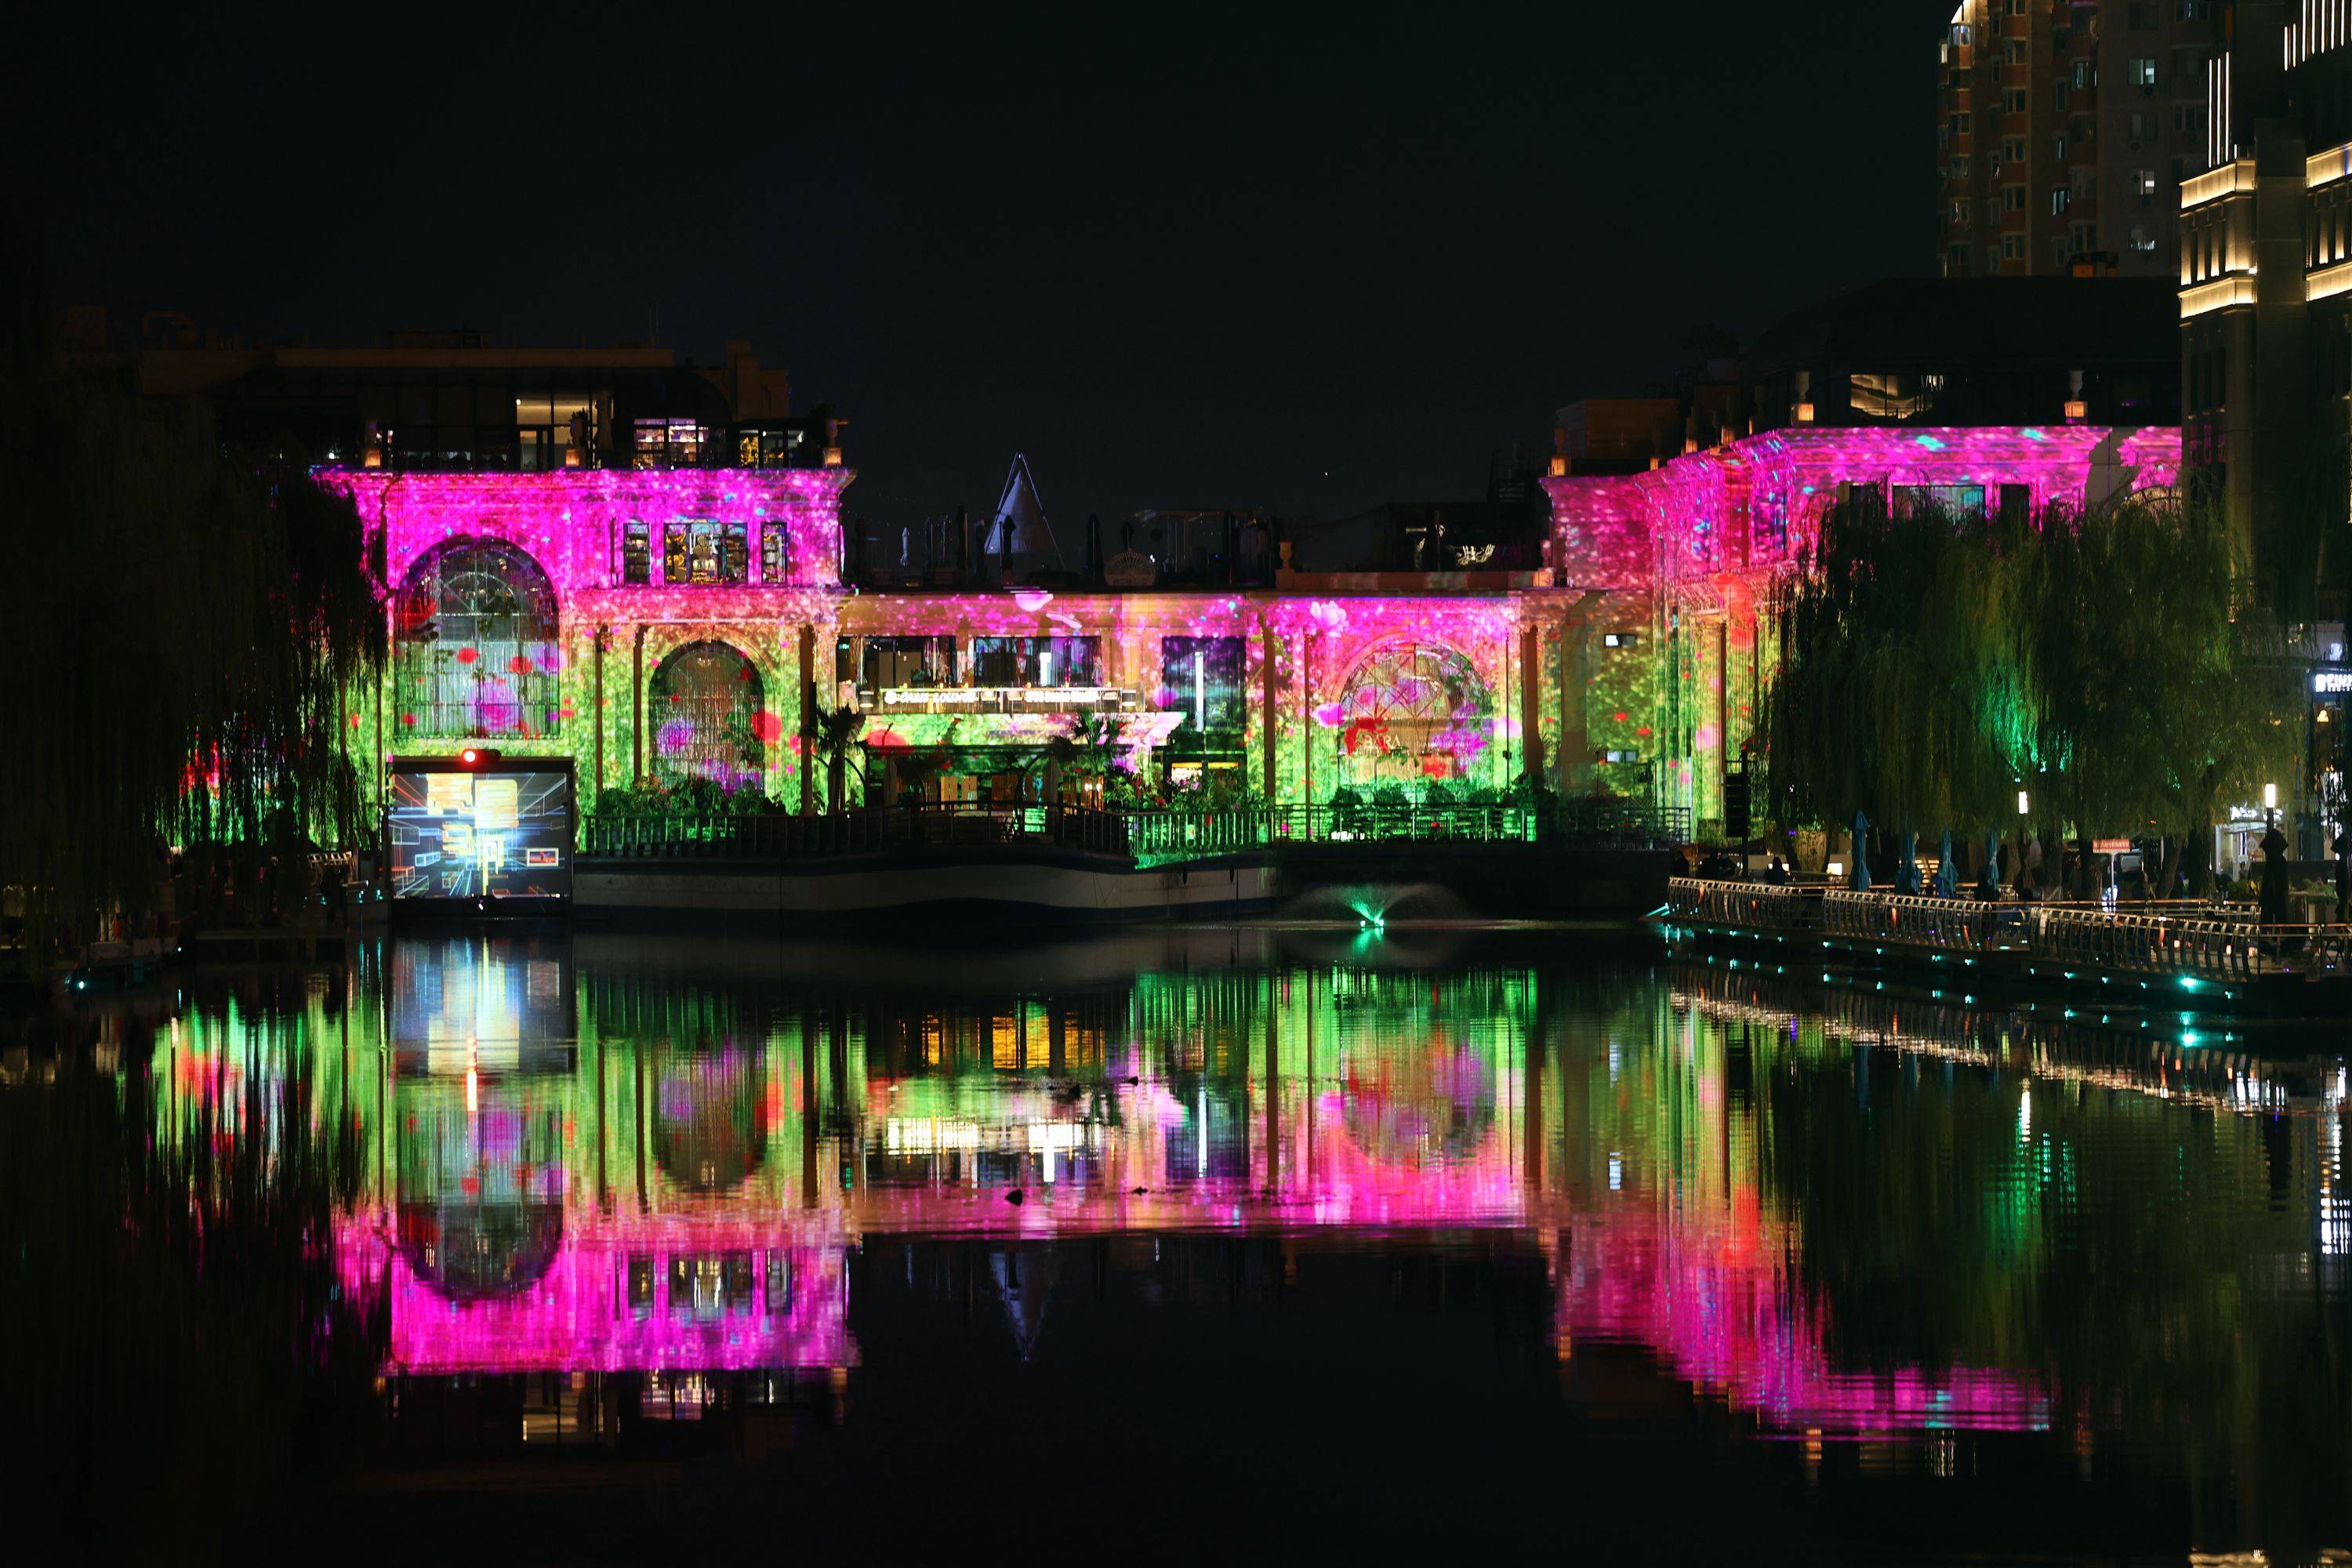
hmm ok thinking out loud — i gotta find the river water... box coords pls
[6,923,2350,1563]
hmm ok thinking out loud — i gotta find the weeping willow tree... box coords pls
[1764,481,2303,895]
[2025,487,2303,895]
[1761,488,2035,858]
[0,235,383,950]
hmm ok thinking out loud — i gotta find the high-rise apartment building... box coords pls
[1940,1,2223,279]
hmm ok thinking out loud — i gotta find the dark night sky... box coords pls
[18,2,1949,528]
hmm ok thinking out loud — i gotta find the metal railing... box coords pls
[584,802,1134,859]
[1666,878,2352,983]
[583,800,1690,863]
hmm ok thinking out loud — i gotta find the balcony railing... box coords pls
[865,684,1143,716]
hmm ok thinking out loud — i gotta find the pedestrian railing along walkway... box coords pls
[1665,878,2352,985]
[583,800,1690,865]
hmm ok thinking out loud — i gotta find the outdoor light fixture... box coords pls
[2263,782,2278,811]
[458,747,504,769]
[2017,789,2031,816]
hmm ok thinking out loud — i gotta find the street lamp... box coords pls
[2016,789,2031,817]
[2263,782,2278,812]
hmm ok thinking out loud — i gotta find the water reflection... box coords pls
[97,929,2352,1556]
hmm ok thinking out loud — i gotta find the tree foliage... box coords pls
[0,238,383,943]
[1761,485,2300,865]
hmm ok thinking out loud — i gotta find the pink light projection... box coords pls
[337,1210,851,1376]
[1543,425,2181,592]
[322,467,856,618]
[1559,1208,2048,1437]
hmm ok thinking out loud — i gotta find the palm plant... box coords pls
[809,702,867,814]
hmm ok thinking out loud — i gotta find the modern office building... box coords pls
[2179,0,2351,849]
[1940,0,2223,279]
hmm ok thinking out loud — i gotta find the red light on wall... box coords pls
[456,748,503,768]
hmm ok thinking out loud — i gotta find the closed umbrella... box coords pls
[1934,829,1957,897]
[1980,828,2002,897]
[1849,810,1872,891]
[1895,826,1919,895]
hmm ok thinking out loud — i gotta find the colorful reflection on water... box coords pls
[93,928,2352,1557]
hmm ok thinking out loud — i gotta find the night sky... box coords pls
[20,3,1948,528]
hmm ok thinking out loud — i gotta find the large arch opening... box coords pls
[1330,641,1494,789]
[394,538,562,739]
[649,641,767,789]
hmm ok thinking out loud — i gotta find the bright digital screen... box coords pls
[389,765,572,900]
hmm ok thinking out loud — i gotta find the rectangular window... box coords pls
[2172,104,2204,134]
[2129,111,2154,141]
[2004,183,2027,211]
[620,518,650,585]
[2009,89,2029,114]
[2002,136,2027,163]
[760,523,787,583]
[2054,82,2070,112]
[663,519,749,585]
[2052,187,2070,214]
[1893,484,1988,517]
[633,419,707,470]
[2002,234,2026,260]
[2128,57,2158,88]
[862,636,959,691]
[1950,111,1973,138]
[2136,167,2160,205]
[970,637,1102,688]
[1157,637,1247,738]
[2128,1,2157,25]
[2071,60,2094,89]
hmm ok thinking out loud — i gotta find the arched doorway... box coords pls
[649,641,767,789]
[394,538,562,738]
[1330,641,1494,789]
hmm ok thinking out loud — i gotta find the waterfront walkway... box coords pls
[1664,877,2352,1006]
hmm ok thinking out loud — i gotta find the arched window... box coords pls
[1330,642,1494,787]
[649,641,767,789]
[394,539,561,739]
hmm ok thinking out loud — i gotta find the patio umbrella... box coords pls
[1980,828,2002,897]
[1895,826,1919,895]
[1934,829,1958,896]
[1849,810,1872,891]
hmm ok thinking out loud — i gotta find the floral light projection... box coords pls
[649,641,767,789]
[394,537,563,739]
[1323,641,1496,786]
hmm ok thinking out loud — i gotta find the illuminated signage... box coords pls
[2314,669,2352,696]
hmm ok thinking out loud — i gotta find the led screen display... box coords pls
[389,764,573,901]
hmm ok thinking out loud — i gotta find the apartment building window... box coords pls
[2176,0,2209,19]
[2055,82,2071,112]
[2129,111,2154,142]
[2054,237,2074,270]
[2052,188,2070,215]
[1950,111,1973,138]
[2009,89,2030,114]
[2002,234,2026,260]
[1987,244,2005,270]
[1948,242,1973,274]
[2003,136,2027,163]
[619,519,651,586]
[2136,168,2160,205]
[1951,21,1973,45]
[2070,220,2096,253]
[760,522,789,583]
[2072,60,2094,89]
[2128,58,2158,89]
[2053,132,2068,159]
[2129,223,2158,253]
[2004,183,2027,211]
[2006,39,2027,64]
[1951,201,1970,227]
[2127,2,2158,27]
[2174,103,2205,135]
[2005,0,2026,14]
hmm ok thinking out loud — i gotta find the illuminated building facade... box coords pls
[324,466,1588,813]
[2179,1,2352,847]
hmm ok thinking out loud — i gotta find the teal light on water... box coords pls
[2178,976,2201,993]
